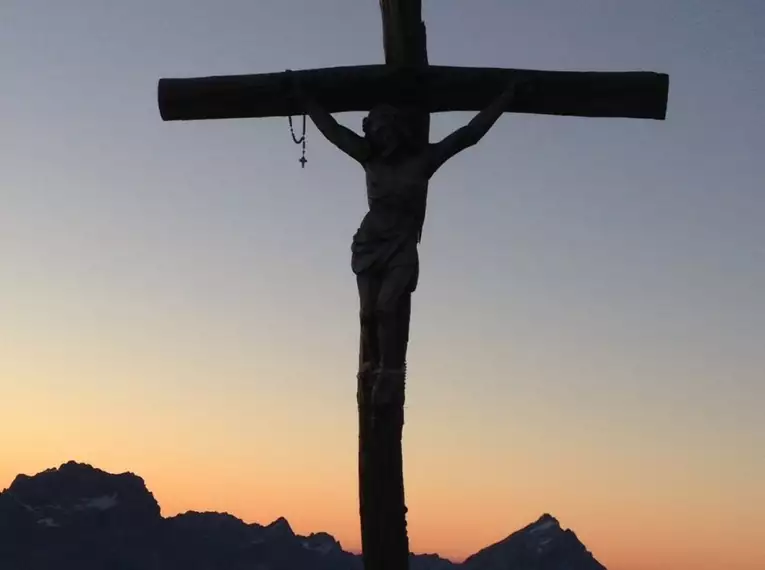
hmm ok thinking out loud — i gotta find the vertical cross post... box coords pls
[357,3,427,570]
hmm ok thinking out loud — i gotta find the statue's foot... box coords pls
[371,368,405,408]
[357,362,376,407]
[357,361,375,378]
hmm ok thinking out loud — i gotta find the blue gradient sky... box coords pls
[2,1,764,569]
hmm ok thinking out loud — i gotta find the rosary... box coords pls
[288,113,307,168]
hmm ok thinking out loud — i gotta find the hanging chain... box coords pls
[288,112,307,169]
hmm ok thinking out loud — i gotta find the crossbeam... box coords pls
[158,65,669,122]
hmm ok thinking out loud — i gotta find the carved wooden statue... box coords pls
[287,73,520,409]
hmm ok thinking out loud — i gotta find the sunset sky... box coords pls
[1,1,764,569]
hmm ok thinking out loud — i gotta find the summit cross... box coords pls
[157,2,669,570]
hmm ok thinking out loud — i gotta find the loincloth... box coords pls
[351,213,419,276]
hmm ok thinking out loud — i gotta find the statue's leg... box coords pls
[395,291,412,366]
[379,263,417,369]
[357,272,382,372]
[395,263,417,366]
[371,265,417,406]
[377,266,415,370]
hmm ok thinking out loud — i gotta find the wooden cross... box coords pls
[157,2,668,570]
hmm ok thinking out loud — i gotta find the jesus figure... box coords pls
[286,72,521,407]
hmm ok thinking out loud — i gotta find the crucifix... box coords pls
[157,2,669,569]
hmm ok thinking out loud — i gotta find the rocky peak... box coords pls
[265,515,294,538]
[170,510,255,530]
[301,531,342,555]
[462,513,605,570]
[2,461,161,530]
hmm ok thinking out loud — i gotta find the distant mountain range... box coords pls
[0,461,607,569]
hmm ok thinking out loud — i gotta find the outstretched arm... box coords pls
[286,72,371,164]
[425,81,522,175]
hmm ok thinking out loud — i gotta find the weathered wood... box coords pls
[380,0,426,67]
[158,65,669,122]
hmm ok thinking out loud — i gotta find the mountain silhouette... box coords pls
[0,462,607,569]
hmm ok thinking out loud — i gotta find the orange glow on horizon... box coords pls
[2,444,764,569]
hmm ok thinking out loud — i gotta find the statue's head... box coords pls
[362,105,413,157]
